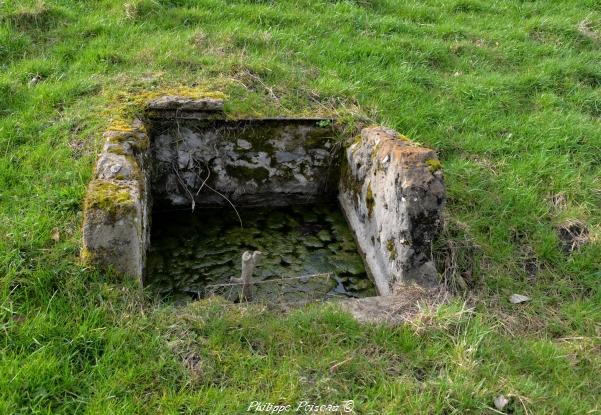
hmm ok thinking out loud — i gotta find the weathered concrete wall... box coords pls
[338,127,445,295]
[147,104,340,208]
[82,122,151,281]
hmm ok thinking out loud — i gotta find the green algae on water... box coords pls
[147,204,376,303]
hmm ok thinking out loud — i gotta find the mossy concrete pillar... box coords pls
[82,124,151,282]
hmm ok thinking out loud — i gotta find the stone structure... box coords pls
[82,122,151,280]
[338,127,445,295]
[148,108,340,208]
[82,96,445,296]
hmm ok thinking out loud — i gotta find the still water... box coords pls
[147,204,376,303]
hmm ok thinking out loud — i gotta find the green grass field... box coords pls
[1,0,600,413]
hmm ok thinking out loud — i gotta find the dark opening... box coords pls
[146,203,376,304]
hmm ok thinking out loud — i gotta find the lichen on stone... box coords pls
[339,157,362,205]
[366,182,375,217]
[303,128,334,149]
[84,180,135,217]
[225,165,270,182]
[107,145,128,156]
[425,158,442,172]
[349,135,362,155]
[102,86,226,139]
[386,238,397,260]
[233,127,276,153]
[125,154,143,180]
[107,130,149,152]
[370,141,382,161]
[108,120,136,132]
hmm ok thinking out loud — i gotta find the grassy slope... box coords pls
[0,0,600,413]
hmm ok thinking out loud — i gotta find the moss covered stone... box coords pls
[107,145,128,156]
[303,126,335,149]
[84,180,135,217]
[125,154,143,181]
[339,157,362,205]
[225,165,270,182]
[366,183,375,217]
[386,238,397,260]
[107,130,149,152]
[425,158,442,172]
[230,124,277,153]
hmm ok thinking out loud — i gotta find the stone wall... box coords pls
[147,99,340,208]
[81,122,151,281]
[338,127,445,295]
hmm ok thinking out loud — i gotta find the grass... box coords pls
[0,0,600,413]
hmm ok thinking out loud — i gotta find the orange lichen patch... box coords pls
[377,139,436,166]
[361,126,442,170]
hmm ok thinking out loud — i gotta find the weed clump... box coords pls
[3,2,65,31]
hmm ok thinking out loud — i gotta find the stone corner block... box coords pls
[81,123,151,282]
[338,126,445,295]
